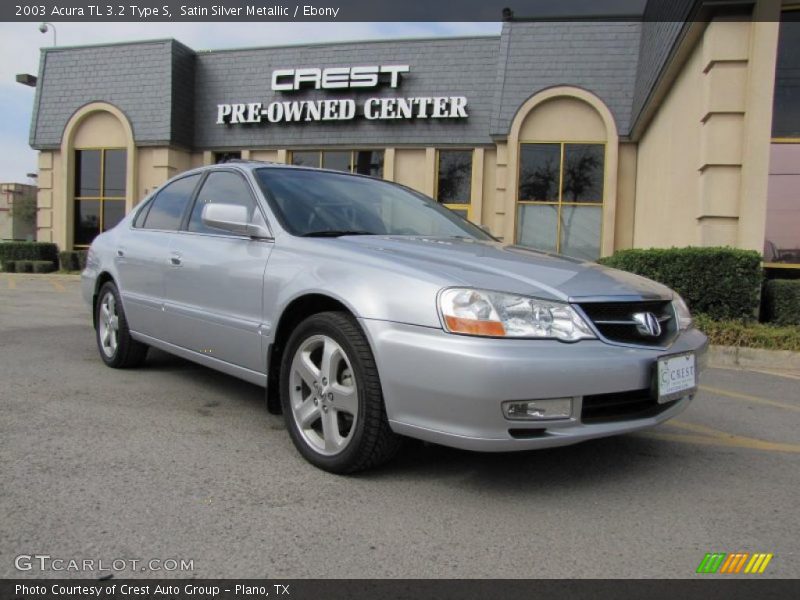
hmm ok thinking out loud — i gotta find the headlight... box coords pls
[439,288,595,341]
[672,294,693,330]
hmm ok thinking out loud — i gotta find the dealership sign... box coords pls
[216,65,468,125]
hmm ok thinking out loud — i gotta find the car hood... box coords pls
[340,236,673,302]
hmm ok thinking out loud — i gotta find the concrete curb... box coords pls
[708,345,800,372]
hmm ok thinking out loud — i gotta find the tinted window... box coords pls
[562,144,604,202]
[188,171,257,234]
[519,144,560,201]
[437,150,472,204]
[103,150,127,197]
[354,151,383,178]
[142,174,200,230]
[773,12,800,137]
[75,150,101,197]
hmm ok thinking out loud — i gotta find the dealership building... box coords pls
[25,0,800,269]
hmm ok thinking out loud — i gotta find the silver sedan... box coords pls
[83,162,708,473]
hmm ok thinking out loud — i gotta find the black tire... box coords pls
[95,281,148,369]
[280,311,401,473]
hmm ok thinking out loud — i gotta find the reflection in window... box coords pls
[517,142,605,260]
[519,144,559,201]
[766,10,800,266]
[213,151,241,164]
[142,174,200,231]
[436,150,473,204]
[188,171,256,234]
[772,11,800,138]
[73,149,127,246]
[291,150,384,178]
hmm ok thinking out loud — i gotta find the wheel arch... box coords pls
[92,271,117,329]
[266,293,360,415]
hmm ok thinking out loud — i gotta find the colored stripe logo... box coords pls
[697,552,773,574]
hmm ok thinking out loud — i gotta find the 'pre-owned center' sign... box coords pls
[216,65,469,125]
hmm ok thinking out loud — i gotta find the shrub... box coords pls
[694,314,800,352]
[59,251,80,271]
[1,260,16,273]
[0,242,58,264]
[31,260,56,274]
[16,260,33,273]
[597,247,762,320]
[77,249,88,271]
[763,279,800,326]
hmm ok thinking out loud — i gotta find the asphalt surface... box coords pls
[1,273,798,579]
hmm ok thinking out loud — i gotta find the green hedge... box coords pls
[16,260,33,273]
[694,314,800,352]
[0,242,58,264]
[597,247,762,320]
[59,251,80,271]
[1,260,16,273]
[31,260,56,274]
[763,279,800,326]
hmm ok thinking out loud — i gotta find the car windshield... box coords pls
[254,168,493,240]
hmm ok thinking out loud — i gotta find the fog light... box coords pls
[502,398,573,421]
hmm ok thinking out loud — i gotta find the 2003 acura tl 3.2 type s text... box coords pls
[82,161,707,473]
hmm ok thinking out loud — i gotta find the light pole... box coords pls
[38,22,56,46]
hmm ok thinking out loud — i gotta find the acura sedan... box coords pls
[82,161,707,473]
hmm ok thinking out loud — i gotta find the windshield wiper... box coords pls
[301,230,376,238]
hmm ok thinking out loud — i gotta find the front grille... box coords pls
[581,388,678,424]
[577,300,677,347]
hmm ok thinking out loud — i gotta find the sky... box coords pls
[0,21,501,184]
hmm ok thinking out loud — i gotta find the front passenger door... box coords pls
[115,173,201,339]
[163,170,273,374]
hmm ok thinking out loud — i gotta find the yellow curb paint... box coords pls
[641,428,800,454]
[699,385,800,413]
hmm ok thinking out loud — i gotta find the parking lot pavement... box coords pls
[1,274,798,579]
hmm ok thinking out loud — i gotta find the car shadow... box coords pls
[140,348,679,489]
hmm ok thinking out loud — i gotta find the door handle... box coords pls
[170,256,182,266]
[117,249,125,257]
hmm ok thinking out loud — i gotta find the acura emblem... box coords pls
[633,312,662,337]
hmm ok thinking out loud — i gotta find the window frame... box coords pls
[289,150,385,178]
[73,147,127,248]
[435,149,474,221]
[515,140,607,259]
[137,172,203,233]
[180,168,272,239]
[771,6,800,142]
[767,6,800,270]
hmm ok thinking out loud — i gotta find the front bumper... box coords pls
[360,319,708,451]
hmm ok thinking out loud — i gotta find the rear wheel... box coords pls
[280,311,400,473]
[95,282,148,368]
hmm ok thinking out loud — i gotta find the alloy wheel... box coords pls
[289,334,359,456]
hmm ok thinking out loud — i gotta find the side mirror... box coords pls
[201,203,271,239]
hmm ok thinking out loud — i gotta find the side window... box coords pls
[141,174,200,230]
[188,171,257,235]
[132,197,155,228]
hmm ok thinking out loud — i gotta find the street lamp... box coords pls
[38,22,56,46]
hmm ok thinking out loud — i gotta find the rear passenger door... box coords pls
[163,169,273,374]
[115,173,201,339]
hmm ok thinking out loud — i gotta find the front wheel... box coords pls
[280,311,400,473]
[95,282,148,368]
